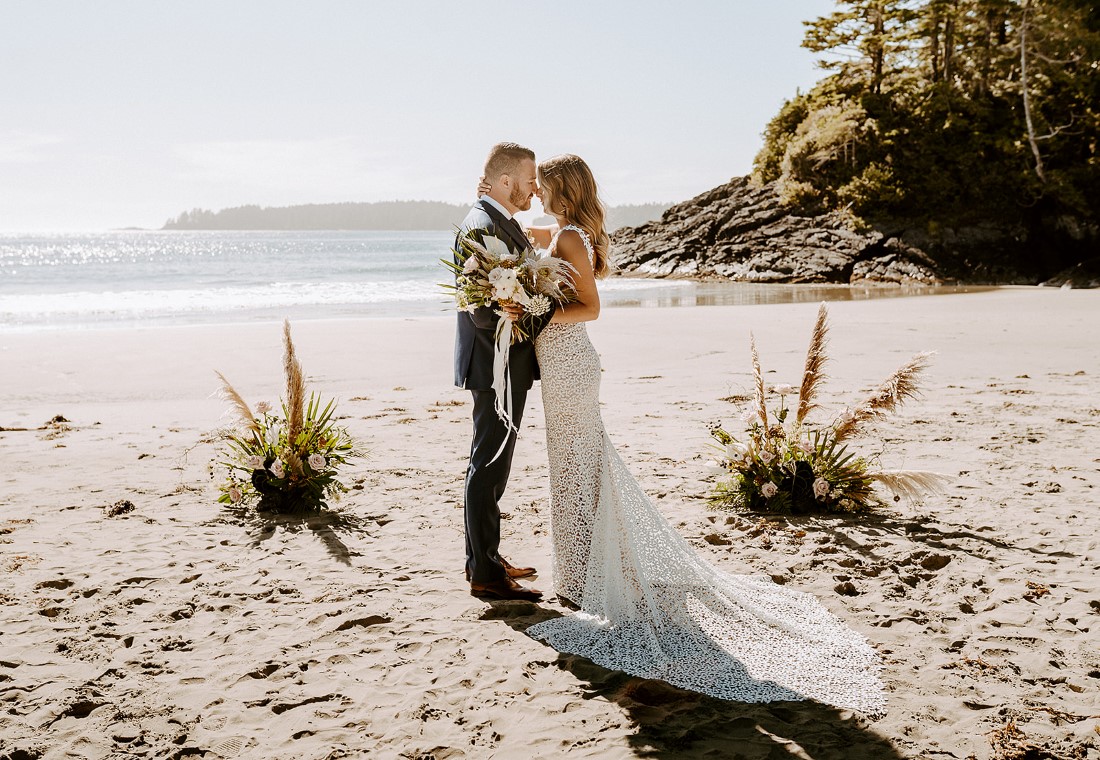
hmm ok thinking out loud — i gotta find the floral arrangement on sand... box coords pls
[706,304,947,514]
[441,228,576,343]
[215,320,361,514]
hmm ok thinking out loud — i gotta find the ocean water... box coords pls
[0,230,981,332]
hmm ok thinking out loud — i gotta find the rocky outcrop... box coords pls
[610,176,1089,285]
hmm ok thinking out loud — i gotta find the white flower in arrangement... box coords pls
[772,384,796,396]
[270,460,285,478]
[255,401,272,414]
[525,293,552,317]
[510,286,532,306]
[499,252,518,264]
[813,477,831,498]
[480,235,511,259]
[703,459,726,474]
[488,267,522,301]
[758,448,776,465]
[761,482,779,498]
[725,442,749,463]
[228,486,243,504]
[462,256,480,274]
[739,408,761,425]
[308,454,326,470]
[247,455,264,469]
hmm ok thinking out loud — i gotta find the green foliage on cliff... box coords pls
[754,0,1100,233]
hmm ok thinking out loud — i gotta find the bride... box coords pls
[494,154,884,713]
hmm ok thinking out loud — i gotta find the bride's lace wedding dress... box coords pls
[526,226,885,713]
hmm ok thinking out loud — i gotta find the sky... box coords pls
[1,0,836,231]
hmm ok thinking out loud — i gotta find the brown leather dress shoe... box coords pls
[470,576,544,601]
[500,556,536,579]
[464,557,537,582]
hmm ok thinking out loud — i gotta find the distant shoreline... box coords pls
[159,200,672,232]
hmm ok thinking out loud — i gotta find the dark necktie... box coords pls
[504,217,530,250]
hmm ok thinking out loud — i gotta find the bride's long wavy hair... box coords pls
[537,154,612,278]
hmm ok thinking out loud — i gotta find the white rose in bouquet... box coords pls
[488,267,521,301]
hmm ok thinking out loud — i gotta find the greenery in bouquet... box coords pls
[706,304,947,515]
[215,320,362,514]
[441,227,576,342]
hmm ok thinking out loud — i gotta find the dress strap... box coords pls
[557,224,594,260]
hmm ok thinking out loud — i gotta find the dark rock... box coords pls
[1041,257,1100,288]
[611,176,1097,286]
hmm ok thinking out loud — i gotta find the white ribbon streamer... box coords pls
[489,314,518,464]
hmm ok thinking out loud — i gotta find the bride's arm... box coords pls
[549,230,600,323]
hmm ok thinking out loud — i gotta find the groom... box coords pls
[454,141,552,602]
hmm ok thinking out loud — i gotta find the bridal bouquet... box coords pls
[214,320,362,514]
[441,228,576,343]
[442,228,576,451]
[705,304,947,514]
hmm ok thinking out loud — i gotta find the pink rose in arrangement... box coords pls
[759,449,776,465]
[308,454,326,470]
[228,486,242,504]
[270,460,285,479]
[813,477,831,499]
[761,482,779,498]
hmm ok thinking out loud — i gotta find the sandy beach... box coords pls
[1,287,1098,760]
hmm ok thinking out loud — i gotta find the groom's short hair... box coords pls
[484,142,535,181]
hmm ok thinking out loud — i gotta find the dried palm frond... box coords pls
[834,351,935,441]
[870,470,951,501]
[283,319,306,447]
[285,450,304,479]
[216,370,260,438]
[531,255,579,300]
[796,303,830,425]
[750,333,767,428]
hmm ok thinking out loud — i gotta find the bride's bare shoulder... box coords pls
[554,227,591,259]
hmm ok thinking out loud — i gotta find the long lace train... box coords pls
[525,227,884,713]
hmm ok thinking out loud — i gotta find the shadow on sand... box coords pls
[211,504,379,565]
[476,599,904,760]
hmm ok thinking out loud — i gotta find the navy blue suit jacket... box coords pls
[452,200,552,390]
